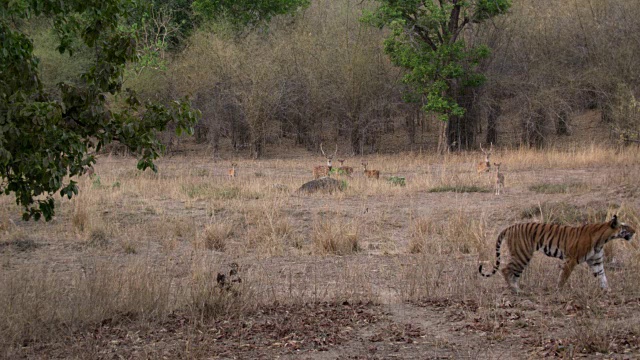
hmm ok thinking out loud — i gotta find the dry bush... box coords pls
[519,201,626,225]
[120,240,137,254]
[398,252,486,301]
[169,0,400,156]
[477,0,640,148]
[123,0,640,152]
[237,201,296,255]
[520,202,588,224]
[181,183,240,200]
[202,222,234,252]
[566,319,619,355]
[252,215,293,253]
[397,212,497,300]
[0,231,40,252]
[408,217,435,254]
[70,195,113,248]
[528,182,588,194]
[312,216,360,255]
[72,199,90,233]
[409,211,486,256]
[87,227,110,248]
[187,260,256,319]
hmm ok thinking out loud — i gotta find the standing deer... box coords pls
[85,166,95,178]
[477,143,493,173]
[494,162,504,195]
[361,161,380,179]
[228,163,237,178]
[313,143,338,179]
[337,159,354,176]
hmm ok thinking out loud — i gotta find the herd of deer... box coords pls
[312,143,380,180]
[224,142,504,194]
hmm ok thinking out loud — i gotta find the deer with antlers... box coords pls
[228,163,237,178]
[476,143,493,174]
[361,161,380,179]
[337,159,354,177]
[494,162,505,195]
[313,143,338,179]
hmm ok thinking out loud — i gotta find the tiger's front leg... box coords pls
[558,258,577,289]
[586,253,609,290]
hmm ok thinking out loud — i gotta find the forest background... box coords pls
[34,0,640,159]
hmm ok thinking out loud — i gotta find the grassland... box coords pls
[2,145,640,358]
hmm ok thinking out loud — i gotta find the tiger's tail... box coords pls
[479,228,507,277]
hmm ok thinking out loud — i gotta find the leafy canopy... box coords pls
[363,0,511,121]
[1,0,307,221]
[193,0,309,28]
[0,0,308,221]
[2,0,198,222]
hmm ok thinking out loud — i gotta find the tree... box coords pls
[0,0,306,221]
[364,0,510,152]
[192,0,310,159]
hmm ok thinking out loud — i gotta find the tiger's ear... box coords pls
[610,214,619,228]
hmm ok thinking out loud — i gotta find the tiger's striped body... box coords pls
[479,215,635,293]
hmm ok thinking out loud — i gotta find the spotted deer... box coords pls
[313,143,338,179]
[494,162,504,195]
[85,166,95,178]
[361,161,380,179]
[228,163,237,178]
[477,143,493,174]
[337,159,354,177]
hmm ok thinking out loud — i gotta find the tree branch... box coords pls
[451,17,469,43]
[412,24,438,51]
[448,0,461,39]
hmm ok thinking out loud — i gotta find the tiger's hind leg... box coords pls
[501,267,520,293]
[501,242,535,293]
[501,262,527,293]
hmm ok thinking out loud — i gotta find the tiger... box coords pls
[479,215,635,293]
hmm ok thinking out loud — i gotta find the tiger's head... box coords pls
[610,215,636,241]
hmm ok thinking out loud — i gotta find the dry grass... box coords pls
[2,145,640,356]
[312,215,361,255]
[201,222,233,251]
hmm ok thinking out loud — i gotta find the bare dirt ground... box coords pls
[3,147,640,359]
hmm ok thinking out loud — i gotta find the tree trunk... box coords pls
[446,112,476,151]
[556,111,569,135]
[486,104,499,145]
[444,82,477,151]
[405,108,418,145]
[250,119,265,159]
[350,116,362,155]
[437,121,448,155]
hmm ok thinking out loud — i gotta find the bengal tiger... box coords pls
[479,215,635,293]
